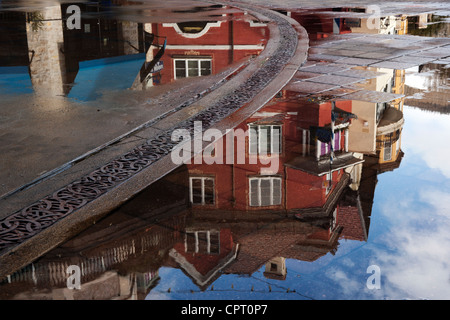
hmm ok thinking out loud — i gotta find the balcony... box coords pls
[377,107,404,136]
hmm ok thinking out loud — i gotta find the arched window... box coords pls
[176,22,208,34]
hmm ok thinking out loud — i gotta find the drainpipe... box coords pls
[229,20,234,64]
[316,138,320,161]
[330,101,336,162]
[345,128,349,152]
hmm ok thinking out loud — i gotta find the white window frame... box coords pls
[173,58,212,79]
[248,124,282,155]
[185,230,220,254]
[249,176,282,207]
[189,176,215,205]
[324,172,332,195]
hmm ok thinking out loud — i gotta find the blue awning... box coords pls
[67,53,146,102]
[0,66,33,95]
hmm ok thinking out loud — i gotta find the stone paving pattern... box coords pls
[287,33,450,101]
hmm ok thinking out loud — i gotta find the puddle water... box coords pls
[1,2,450,300]
[0,1,268,198]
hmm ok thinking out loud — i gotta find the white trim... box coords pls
[165,44,264,50]
[248,124,282,155]
[249,20,268,27]
[162,21,223,38]
[324,172,332,195]
[249,176,282,207]
[189,176,215,205]
[252,111,297,117]
[174,58,212,79]
[184,230,220,254]
[168,243,239,288]
[345,129,349,152]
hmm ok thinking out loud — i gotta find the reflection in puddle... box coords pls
[0,1,267,99]
[0,2,269,198]
[1,2,450,300]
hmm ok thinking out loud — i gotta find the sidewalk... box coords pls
[0,3,309,280]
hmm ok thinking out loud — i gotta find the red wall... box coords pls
[187,96,349,212]
[150,17,268,85]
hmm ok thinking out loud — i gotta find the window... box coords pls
[376,102,388,124]
[320,141,330,156]
[189,177,214,205]
[249,176,282,207]
[330,208,337,231]
[324,172,333,195]
[334,130,341,151]
[174,58,211,79]
[176,22,208,34]
[319,130,341,156]
[384,141,392,161]
[185,230,220,254]
[249,124,281,155]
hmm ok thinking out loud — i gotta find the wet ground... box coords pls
[0,0,265,200]
[1,0,450,301]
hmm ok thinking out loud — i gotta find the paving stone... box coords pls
[409,47,450,58]
[284,80,339,94]
[300,63,352,74]
[311,86,363,97]
[335,57,382,66]
[307,53,345,62]
[330,68,384,79]
[323,49,368,57]
[312,39,348,48]
[308,47,330,54]
[342,90,404,103]
[389,55,437,65]
[421,38,450,46]
[305,74,364,85]
[292,70,324,80]
[358,51,401,59]
[369,60,420,69]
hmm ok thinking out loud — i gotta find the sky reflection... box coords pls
[145,106,450,301]
[367,107,450,299]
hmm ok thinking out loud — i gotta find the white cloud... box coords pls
[375,187,450,299]
[402,107,450,179]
